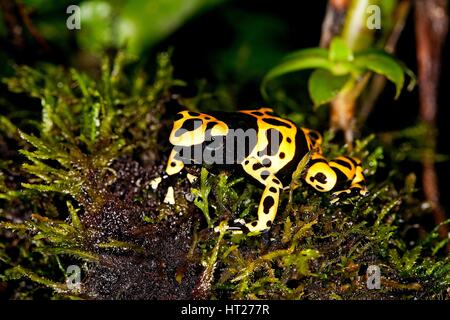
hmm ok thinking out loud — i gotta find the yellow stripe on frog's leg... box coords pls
[330,189,351,204]
[245,181,281,233]
[166,148,184,176]
[346,158,368,196]
[330,183,368,204]
[329,156,356,181]
[351,158,366,188]
[239,156,284,233]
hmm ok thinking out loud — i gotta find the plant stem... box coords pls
[414,0,449,250]
[358,0,411,127]
[320,0,351,48]
[321,0,376,145]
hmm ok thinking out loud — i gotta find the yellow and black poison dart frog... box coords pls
[164,107,368,233]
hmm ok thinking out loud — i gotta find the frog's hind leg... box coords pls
[329,156,368,204]
[304,154,368,204]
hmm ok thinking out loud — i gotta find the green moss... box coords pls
[0,52,449,300]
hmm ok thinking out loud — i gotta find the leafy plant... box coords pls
[262,37,414,108]
[77,0,226,54]
[192,168,213,228]
[0,52,179,298]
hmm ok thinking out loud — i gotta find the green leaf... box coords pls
[41,97,55,134]
[355,51,405,98]
[77,0,225,54]
[282,248,320,276]
[81,102,100,144]
[67,201,83,231]
[281,47,329,63]
[308,69,351,107]
[4,266,68,292]
[403,246,421,272]
[77,1,116,52]
[329,37,353,62]
[19,131,54,156]
[0,115,18,139]
[261,48,331,99]
[192,167,212,228]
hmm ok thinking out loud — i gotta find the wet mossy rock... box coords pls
[0,53,449,300]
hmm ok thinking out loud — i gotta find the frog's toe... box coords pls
[228,219,249,234]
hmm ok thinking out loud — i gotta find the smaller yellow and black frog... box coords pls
[158,107,368,233]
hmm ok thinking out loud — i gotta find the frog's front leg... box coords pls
[166,148,185,176]
[238,157,284,233]
[245,180,282,232]
[154,147,185,205]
